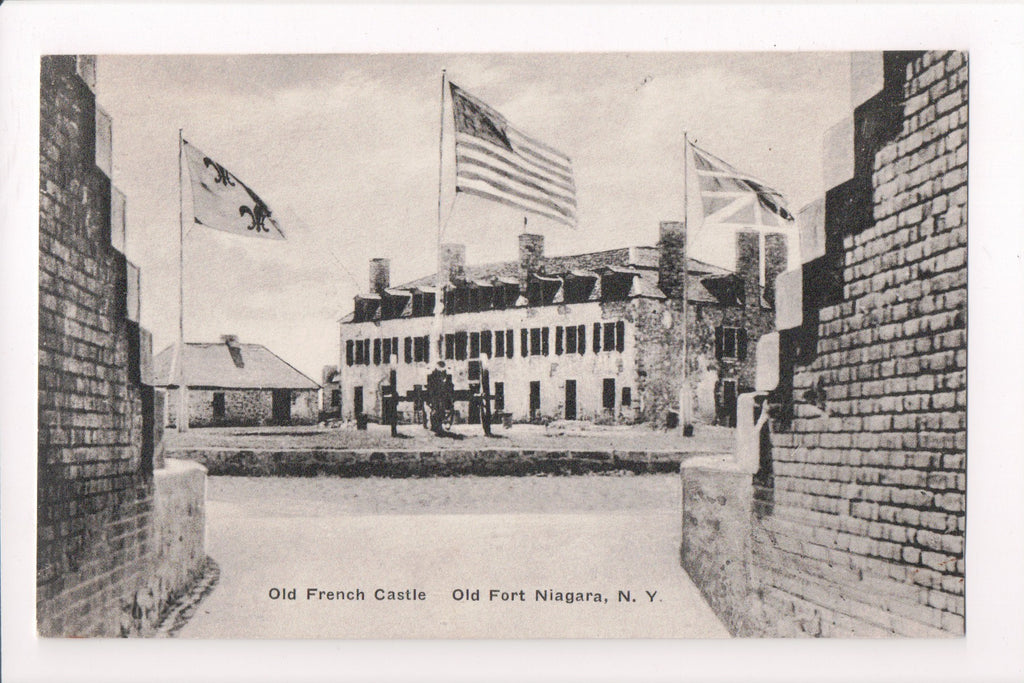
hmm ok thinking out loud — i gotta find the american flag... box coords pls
[449,82,577,228]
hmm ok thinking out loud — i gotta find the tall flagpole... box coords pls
[681,131,692,434]
[177,129,189,432]
[434,70,447,362]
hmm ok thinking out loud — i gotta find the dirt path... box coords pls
[176,475,729,639]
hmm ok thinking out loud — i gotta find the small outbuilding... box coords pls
[153,335,319,427]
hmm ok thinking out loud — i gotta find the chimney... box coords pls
[736,230,760,308]
[369,257,390,295]
[518,233,544,285]
[657,221,687,300]
[763,233,789,308]
[439,243,465,284]
[221,334,244,368]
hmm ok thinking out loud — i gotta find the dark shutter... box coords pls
[507,330,514,358]
[404,337,413,363]
[737,328,748,361]
[495,330,505,357]
[346,340,354,366]
[616,321,625,352]
[593,323,601,352]
[715,326,724,360]
[470,331,480,359]
[542,327,550,356]
[423,336,430,363]
[373,338,381,365]
[521,329,529,357]
[555,326,564,355]
[456,332,468,360]
[578,325,586,355]
[382,337,391,363]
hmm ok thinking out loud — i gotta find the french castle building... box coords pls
[338,223,786,427]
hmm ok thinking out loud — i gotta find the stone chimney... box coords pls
[369,257,390,295]
[736,230,760,308]
[518,233,544,285]
[439,243,466,284]
[763,233,789,308]
[221,334,243,367]
[657,221,687,300]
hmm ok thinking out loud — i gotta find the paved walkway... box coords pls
[177,475,728,639]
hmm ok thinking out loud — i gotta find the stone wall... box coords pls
[166,387,318,427]
[152,459,207,609]
[681,51,967,637]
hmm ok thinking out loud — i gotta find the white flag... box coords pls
[182,139,285,240]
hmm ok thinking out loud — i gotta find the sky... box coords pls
[95,53,852,382]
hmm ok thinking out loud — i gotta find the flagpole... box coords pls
[434,69,446,363]
[177,129,189,432]
[680,131,692,435]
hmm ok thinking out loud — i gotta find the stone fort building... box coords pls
[338,227,789,427]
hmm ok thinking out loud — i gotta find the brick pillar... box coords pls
[657,221,687,300]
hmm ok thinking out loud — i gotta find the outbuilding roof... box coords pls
[152,341,319,390]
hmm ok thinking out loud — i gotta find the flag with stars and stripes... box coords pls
[449,82,577,228]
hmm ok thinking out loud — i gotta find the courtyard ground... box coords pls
[175,474,729,639]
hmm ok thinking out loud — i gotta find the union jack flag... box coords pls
[690,141,794,227]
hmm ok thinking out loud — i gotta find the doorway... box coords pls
[272,389,291,424]
[721,380,737,427]
[529,381,541,421]
[564,380,577,420]
[353,386,364,417]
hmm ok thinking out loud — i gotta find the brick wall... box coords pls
[38,55,205,636]
[681,51,967,637]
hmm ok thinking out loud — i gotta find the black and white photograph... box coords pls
[3,3,1024,682]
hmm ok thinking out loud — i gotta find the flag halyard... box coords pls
[182,140,285,240]
[449,83,577,228]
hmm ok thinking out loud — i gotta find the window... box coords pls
[603,378,616,410]
[495,329,505,357]
[715,326,747,361]
[422,335,430,363]
[455,331,468,360]
[621,387,632,406]
[382,337,391,363]
[565,325,576,354]
[373,338,381,365]
[445,334,455,360]
[577,325,586,355]
[404,337,413,363]
[521,329,529,357]
[470,331,480,359]
[468,360,481,381]
[213,392,225,419]
[481,330,492,358]
[603,322,616,351]
[506,330,515,359]
[530,328,542,355]
[542,327,550,356]
[616,321,625,352]
[555,326,564,355]
[346,340,354,366]
[593,323,601,352]
[331,389,341,408]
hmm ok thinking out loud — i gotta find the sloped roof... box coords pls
[152,342,319,390]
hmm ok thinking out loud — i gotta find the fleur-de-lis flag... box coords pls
[182,140,285,240]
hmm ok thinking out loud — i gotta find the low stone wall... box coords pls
[169,447,697,477]
[152,459,207,618]
[680,457,761,636]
